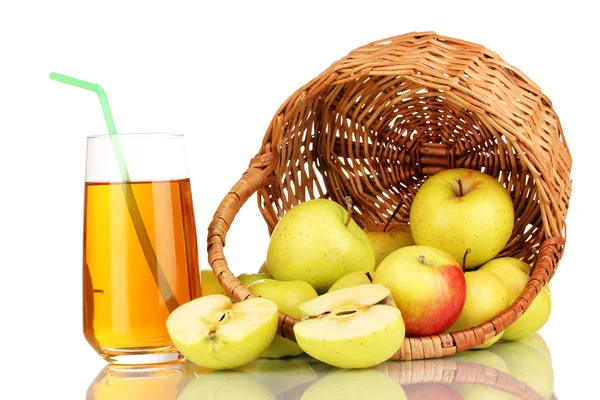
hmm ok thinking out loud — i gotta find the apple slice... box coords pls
[294,284,405,369]
[166,294,278,370]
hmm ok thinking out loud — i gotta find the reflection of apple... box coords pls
[490,341,554,399]
[294,284,405,368]
[410,168,514,269]
[448,350,509,373]
[178,371,274,400]
[519,333,551,361]
[479,258,551,341]
[237,273,272,287]
[267,199,376,293]
[403,383,462,399]
[239,358,317,397]
[200,269,224,296]
[364,224,414,267]
[452,383,519,400]
[300,369,407,400]
[373,245,466,336]
[327,271,372,292]
[166,295,278,370]
[448,270,507,348]
[247,279,318,358]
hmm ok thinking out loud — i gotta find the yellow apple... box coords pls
[258,261,269,274]
[448,270,507,348]
[410,168,514,269]
[166,295,278,370]
[300,369,407,400]
[178,371,274,400]
[200,269,224,296]
[479,258,551,341]
[247,279,318,358]
[237,273,272,287]
[490,341,554,399]
[294,284,405,369]
[327,271,372,292]
[267,199,376,293]
[373,245,466,336]
[364,224,414,267]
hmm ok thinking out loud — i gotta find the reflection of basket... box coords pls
[208,32,572,359]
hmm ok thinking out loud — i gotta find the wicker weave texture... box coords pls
[208,32,572,360]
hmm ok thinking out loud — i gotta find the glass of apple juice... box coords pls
[83,133,202,364]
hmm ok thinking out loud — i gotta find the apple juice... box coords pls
[83,179,201,360]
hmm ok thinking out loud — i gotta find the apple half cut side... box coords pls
[294,284,405,369]
[166,294,278,370]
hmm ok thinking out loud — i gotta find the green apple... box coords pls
[178,371,274,400]
[247,279,318,358]
[237,273,272,287]
[258,261,269,274]
[519,333,552,361]
[300,369,407,400]
[448,270,507,348]
[373,245,466,336]
[327,271,372,292]
[294,284,405,369]
[481,257,532,275]
[448,350,509,373]
[490,341,554,399]
[239,358,317,397]
[410,168,514,269]
[166,294,278,370]
[364,224,415,267]
[267,199,376,293]
[201,269,224,296]
[479,258,551,341]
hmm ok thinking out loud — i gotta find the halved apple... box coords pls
[293,284,405,369]
[166,294,278,370]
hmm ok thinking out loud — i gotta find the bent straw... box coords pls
[50,73,179,312]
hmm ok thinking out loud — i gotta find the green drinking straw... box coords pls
[50,72,179,312]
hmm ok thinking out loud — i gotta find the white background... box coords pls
[1,0,598,398]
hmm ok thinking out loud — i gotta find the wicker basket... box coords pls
[208,32,572,360]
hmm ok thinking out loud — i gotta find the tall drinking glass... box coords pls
[83,133,201,364]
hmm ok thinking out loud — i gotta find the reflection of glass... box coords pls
[83,133,201,364]
[86,361,195,399]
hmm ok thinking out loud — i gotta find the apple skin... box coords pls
[258,262,269,274]
[200,269,224,296]
[447,270,507,348]
[364,224,415,268]
[327,271,372,292]
[373,245,466,336]
[267,199,376,293]
[166,295,278,370]
[247,279,318,359]
[300,369,407,400]
[237,273,272,287]
[410,168,514,269]
[403,383,462,399]
[490,341,554,399]
[479,258,551,341]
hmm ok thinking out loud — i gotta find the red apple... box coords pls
[373,245,466,336]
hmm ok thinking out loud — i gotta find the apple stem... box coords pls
[462,248,471,272]
[365,272,373,283]
[344,196,353,227]
[457,178,464,197]
[208,330,216,339]
[418,255,426,265]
